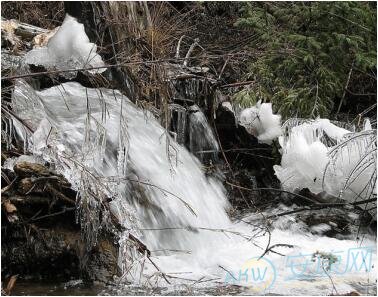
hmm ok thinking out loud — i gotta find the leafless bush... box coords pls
[1,1,64,29]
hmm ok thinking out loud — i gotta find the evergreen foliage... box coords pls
[234,2,376,119]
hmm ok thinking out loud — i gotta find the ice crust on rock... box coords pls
[24,14,105,76]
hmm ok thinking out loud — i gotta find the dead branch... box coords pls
[267,198,377,219]
[259,243,294,259]
[1,106,35,133]
[128,233,171,284]
[28,206,75,222]
[220,80,255,88]
[1,55,225,81]
[106,177,197,216]
[45,184,76,205]
[1,177,18,194]
[183,38,201,67]
[225,181,320,205]
[175,35,186,59]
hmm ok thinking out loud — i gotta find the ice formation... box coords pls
[274,132,329,194]
[274,118,376,205]
[239,101,282,144]
[364,118,372,131]
[24,14,105,75]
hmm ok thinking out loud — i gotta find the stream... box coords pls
[2,11,376,296]
[9,80,377,296]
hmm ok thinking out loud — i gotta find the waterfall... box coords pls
[187,105,219,163]
[12,79,231,263]
[10,79,377,294]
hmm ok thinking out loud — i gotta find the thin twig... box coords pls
[336,60,354,116]
[147,256,171,285]
[220,81,255,88]
[218,56,230,80]
[218,265,237,280]
[28,207,75,222]
[113,177,197,216]
[267,198,376,219]
[259,243,294,259]
[225,181,320,205]
[1,177,18,195]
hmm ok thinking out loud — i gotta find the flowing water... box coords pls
[187,104,219,163]
[10,80,377,295]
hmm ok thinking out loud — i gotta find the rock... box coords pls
[13,161,51,177]
[2,162,121,285]
[17,178,33,195]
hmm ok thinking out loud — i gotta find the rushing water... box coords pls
[11,80,377,295]
[187,104,219,163]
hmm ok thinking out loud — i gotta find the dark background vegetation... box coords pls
[2,1,376,120]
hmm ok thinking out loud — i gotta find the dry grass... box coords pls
[1,1,64,29]
[104,3,191,96]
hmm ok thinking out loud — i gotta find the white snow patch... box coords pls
[239,101,282,144]
[221,101,234,113]
[24,14,105,76]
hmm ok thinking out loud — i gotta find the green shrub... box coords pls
[234,2,376,119]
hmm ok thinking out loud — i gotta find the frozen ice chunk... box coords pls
[274,118,376,208]
[273,134,329,194]
[316,118,350,141]
[274,118,346,194]
[24,14,105,77]
[239,101,282,144]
